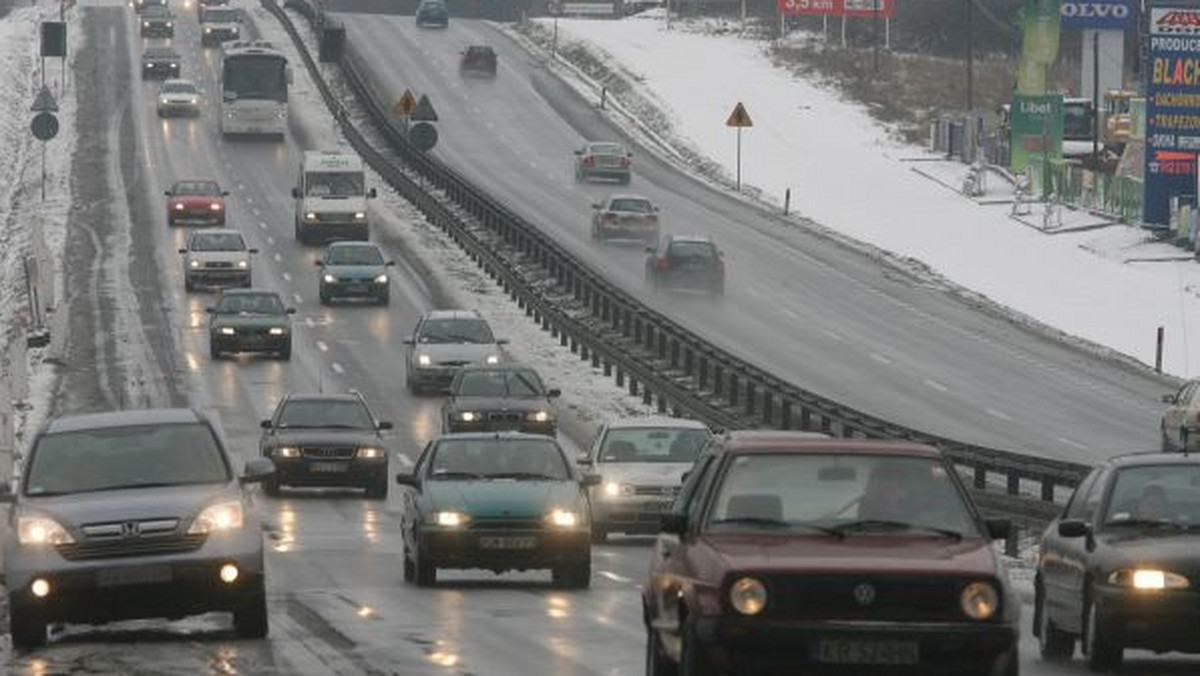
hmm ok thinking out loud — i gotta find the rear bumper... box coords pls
[320,280,388,299]
[187,269,250,287]
[297,222,369,243]
[271,457,387,488]
[417,528,588,571]
[211,334,290,354]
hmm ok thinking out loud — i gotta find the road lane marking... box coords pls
[316,340,329,352]
[259,221,267,229]
[282,272,292,282]
[293,292,303,304]
[331,362,344,374]
[305,317,315,328]
[274,253,282,262]
[869,353,891,365]
[924,379,948,392]
[783,308,800,320]
[1057,437,1089,451]
[985,408,1013,422]
[267,236,275,245]
[252,207,261,217]
[597,570,634,584]
[745,286,762,298]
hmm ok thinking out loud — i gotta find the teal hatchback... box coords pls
[397,433,600,588]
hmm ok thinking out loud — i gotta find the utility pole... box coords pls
[1092,30,1100,161]
[965,0,974,111]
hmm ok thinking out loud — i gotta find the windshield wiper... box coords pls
[488,472,557,481]
[831,519,963,539]
[429,471,485,480]
[709,516,793,529]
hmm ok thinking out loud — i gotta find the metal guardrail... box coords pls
[263,0,1092,511]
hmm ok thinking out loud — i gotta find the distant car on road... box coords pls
[442,364,560,436]
[1159,378,1200,451]
[404,309,507,394]
[591,194,659,244]
[142,46,181,80]
[199,6,241,46]
[258,391,394,499]
[415,0,449,28]
[1034,452,1200,671]
[196,0,228,19]
[460,45,497,77]
[644,234,725,296]
[157,78,201,117]
[131,0,167,13]
[316,241,394,305]
[0,408,275,648]
[180,229,256,291]
[643,433,1019,676]
[574,141,632,184]
[207,289,295,360]
[139,5,174,38]
[396,432,600,588]
[579,417,711,542]
[165,179,228,226]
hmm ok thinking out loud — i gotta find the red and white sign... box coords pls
[777,0,894,18]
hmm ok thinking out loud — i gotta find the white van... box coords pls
[291,151,376,244]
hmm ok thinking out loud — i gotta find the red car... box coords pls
[165,180,228,226]
[644,432,1019,676]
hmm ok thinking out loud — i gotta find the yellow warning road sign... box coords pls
[726,101,753,128]
[393,89,417,118]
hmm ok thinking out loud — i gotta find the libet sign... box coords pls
[1059,1,1137,30]
[1144,6,1200,227]
[777,0,895,17]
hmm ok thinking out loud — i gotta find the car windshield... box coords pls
[419,318,495,344]
[216,293,284,314]
[589,143,624,156]
[704,454,981,537]
[143,6,171,17]
[161,82,196,95]
[306,171,364,197]
[454,369,543,397]
[668,241,717,259]
[327,246,384,266]
[146,48,178,59]
[1102,464,1200,528]
[191,233,245,252]
[276,400,375,429]
[203,8,238,21]
[428,438,568,480]
[609,198,652,213]
[25,423,230,496]
[174,181,221,196]
[599,427,708,464]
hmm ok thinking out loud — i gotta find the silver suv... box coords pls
[0,409,275,648]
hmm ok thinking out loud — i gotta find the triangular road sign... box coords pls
[410,94,439,122]
[31,85,58,113]
[726,101,752,128]
[393,89,417,118]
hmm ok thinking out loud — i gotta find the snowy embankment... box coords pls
[520,14,1200,379]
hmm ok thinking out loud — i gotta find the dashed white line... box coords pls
[292,292,303,305]
[923,379,949,393]
[597,570,634,584]
[782,308,800,320]
[744,286,762,299]
[869,353,892,365]
[985,408,1014,422]
[282,272,292,282]
[274,253,282,262]
[316,340,329,352]
[252,207,261,217]
[267,236,275,245]
[823,330,845,342]
[304,317,316,328]
[258,221,268,230]
[331,362,344,375]
[1057,437,1090,451]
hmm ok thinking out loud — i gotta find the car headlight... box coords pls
[374,274,388,284]
[323,274,336,283]
[268,327,287,336]
[275,446,300,458]
[166,21,173,27]
[190,96,198,104]
[143,21,150,26]
[304,212,317,221]
[961,581,999,620]
[429,511,470,528]
[187,501,244,534]
[210,202,223,211]
[730,576,768,615]
[527,410,552,423]
[159,97,169,105]
[219,326,236,335]
[189,259,201,268]
[603,481,634,498]
[174,203,185,211]
[545,508,579,528]
[485,354,500,365]
[205,27,212,33]
[417,354,432,366]
[356,447,385,459]
[1109,569,1190,590]
[237,260,249,269]
[354,212,366,220]
[17,516,75,545]
[170,63,178,68]
[458,411,478,422]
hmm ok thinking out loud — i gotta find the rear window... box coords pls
[668,241,717,259]
[608,199,652,213]
[26,423,231,496]
[589,143,624,155]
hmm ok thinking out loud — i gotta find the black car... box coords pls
[259,392,393,499]
[460,45,497,77]
[1034,452,1200,671]
[207,289,294,360]
[442,364,560,437]
[140,5,174,38]
[142,46,181,80]
[645,234,725,296]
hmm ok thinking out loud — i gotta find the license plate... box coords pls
[478,536,537,550]
[96,564,173,588]
[345,284,368,293]
[818,640,919,665]
[310,461,349,473]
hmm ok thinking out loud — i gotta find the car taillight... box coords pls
[582,156,594,166]
[656,257,671,271]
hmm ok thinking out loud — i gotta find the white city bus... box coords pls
[219,41,291,138]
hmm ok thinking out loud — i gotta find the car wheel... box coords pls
[242,276,252,288]
[1083,596,1122,672]
[210,342,221,360]
[365,475,388,500]
[378,290,390,306]
[645,624,678,676]
[679,617,713,676]
[233,579,269,639]
[403,549,416,582]
[9,604,47,649]
[263,474,281,497]
[414,547,437,587]
[319,292,330,306]
[279,341,292,360]
[1036,586,1074,661]
[185,278,194,292]
[1180,427,1190,452]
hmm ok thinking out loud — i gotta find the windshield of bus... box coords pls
[222,55,287,102]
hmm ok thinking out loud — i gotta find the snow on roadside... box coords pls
[521,15,1200,379]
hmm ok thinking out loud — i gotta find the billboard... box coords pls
[777,0,894,17]
[1060,1,1138,30]
[1010,94,1065,197]
[1143,5,1200,227]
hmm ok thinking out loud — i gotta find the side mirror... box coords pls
[222,190,230,196]
[205,307,216,314]
[1058,519,1089,538]
[547,388,562,399]
[680,470,692,483]
[260,419,273,429]
[248,248,259,255]
[576,453,593,466]
[286,308,297,314]
[164,190,172,196]
[591,203,602,209]
[385,261,396,267]
[985,518,1012,541]
[291,188,300,199]
[395,472,421,489]
[286,67,294,85]
[368,188,378,198]
[581,473,602,488]
[0,482,16,504]
[645,246,655,254]
[378,421,394,431]
[240,458,276,484]
[660,513,687,535]
[178,248,188,254]
[496,338,510,345]
[1163,393,1178,404]
[573,149,583,155]
[314,259,323,266]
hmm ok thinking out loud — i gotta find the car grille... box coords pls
[206,261,234,268]
[634,485,680,497]
[762,575,972,622]
[314,212,356,223]
[470,519,543,530]
[486,412,522,423]
[438,360,470,367]
[57,518,206,561]
[301,446,356,460]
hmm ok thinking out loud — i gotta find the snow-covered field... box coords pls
[527,12,1200,379]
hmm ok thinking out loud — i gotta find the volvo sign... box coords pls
[1060,0,1137,30]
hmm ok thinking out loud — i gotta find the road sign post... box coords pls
[725,101,753,191]
[393,89,417,138]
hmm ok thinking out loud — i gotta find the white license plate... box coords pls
[818,640,919,665]
[310,461,349,473]
[478,536,537,550]
[96,565,173,588]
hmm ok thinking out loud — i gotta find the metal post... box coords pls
[873,3,879,72]
[966,0,974,111]
[1156,326,1165,373]
[1092,31,1100,161]
[735,127,742,191]
[552,17,558,60]
[784,187,791,215]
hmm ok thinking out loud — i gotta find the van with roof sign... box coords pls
[291,151,377,245]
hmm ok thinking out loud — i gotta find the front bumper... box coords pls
[187,268,250,287]
[270,456,387,488]
[297,221,369,243]
[211,333,289,354]
[158,102,199,117]
[141,25,174,37]
[592,498,673,534]
[1094,584,1200,652]
[143,65,180,79]
[320,279,387,300]
[691,617,1018,676]
[201,29,239,45]
[417,528,588,571]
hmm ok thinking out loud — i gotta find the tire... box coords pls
[319,292,330,306]
[679,618,713,676]
[210,342,221,360]
[263,474,281,497]
[185,278,194,292]
[552,557,591,589]
[377,289,390,306]
[364,474,388,500]
[9,605,47,649]
[645,625,678,676]
[233,579,269,639]
[1083,597,1122,672]
[414,547,437,587]
[1036,587,1075,661]
[1180,427,1190,452]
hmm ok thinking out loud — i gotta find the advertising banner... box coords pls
[1060,0,1138,31]
[1010,94,1065,193]
[1143,5,1200,227]
[1015,0,1062,94]
[776,0,894,17]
